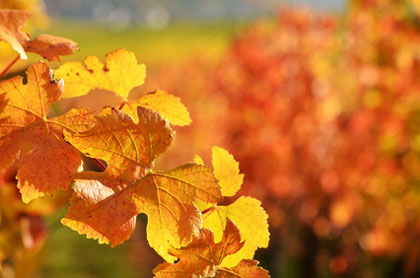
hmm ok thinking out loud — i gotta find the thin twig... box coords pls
[0,55,20,79]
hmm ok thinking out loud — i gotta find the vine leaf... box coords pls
[0,9,77,61]
[55,48,146,100]
[196,148,269,267]
[212,146,244,197]
[0,63,95,203]
[62,107,222,261]
[22,34,78,62]
[122,90,192,127]
[0,9,31,59]
[64,107,174,180]
[193,154,204,165]
[55,50,190,126]
[153,219,270,278]
[214,260,270,278]
[203,196,270,267]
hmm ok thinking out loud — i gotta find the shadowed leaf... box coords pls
[153,219,270,278]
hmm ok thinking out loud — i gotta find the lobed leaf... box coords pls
[0,9,77,61]
[64,107,174,180]
[194,147,269,266]
[62,108,222,261]
[123,90,192,126]
[153,219,270,278]
[0,63,94,203]
[55,48,146,100]
[62,164,222,262]
[22,34,78,62]
[202,196,270,267]
[0,9,30,59]
[55,50,191,126]
[212,146,244,197]
[216,260,270,278]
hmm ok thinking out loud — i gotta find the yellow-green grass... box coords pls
[30,19,244,69]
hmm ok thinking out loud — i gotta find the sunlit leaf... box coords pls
[153,219,270,277]
[55,48,146,100]
[62,107,222,261]
[212,146,243,197]
[124,90,191,126]
[0,63,94,203]
[203,196,269,267]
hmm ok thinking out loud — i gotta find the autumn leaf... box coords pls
[153,219,270,278]
[0,9,31,59]
[0,62,94,203]
[215,260,270,278]
[122,90,192,126]
[193,154,204,165]
[64,107,174,180]
[55,48,146,100]
[0,9,77,61]
[55,50,190,126]
[195,148,269,267]
[62,107,222,261]
[202,196,269,267]
[212,146,244,197]
[22,34,78,62]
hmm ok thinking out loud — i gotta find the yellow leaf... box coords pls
[193,154,204,165]
[153,219,270,278]
[62,108,223,261]
[62,164,222,262]
[124,90,192,126]
[202,196,270,267]
[55,48,146,100]
[212,146,244,197]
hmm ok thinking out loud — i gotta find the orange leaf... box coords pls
[0,9,30,59]
[62,108,222,261]
[22,34,78,62]
[153,219,270,278]
[0,9,77,61]
[216,260,271,278]
[65,107,174,180]
[0,63,95,203]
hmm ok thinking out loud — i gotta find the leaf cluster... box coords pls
[0,8,270,277]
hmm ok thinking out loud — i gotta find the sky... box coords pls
[44,0,346,25]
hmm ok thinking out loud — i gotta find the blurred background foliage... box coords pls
[2,0,420,277]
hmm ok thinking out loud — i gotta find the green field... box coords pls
[32,19,245,69]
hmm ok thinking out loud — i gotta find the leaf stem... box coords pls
[91,158,107,171]
[0,55,20,79]
[201,205,216,215]
[118,102,126,110]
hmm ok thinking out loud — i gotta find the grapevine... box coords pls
[0,7,270,278]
